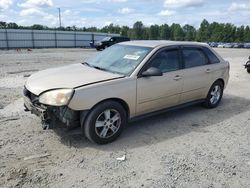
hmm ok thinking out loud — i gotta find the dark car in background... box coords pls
[233,43,244,48]
[93,36,130,51]
[208,42,218,48]
[244,43,250,48]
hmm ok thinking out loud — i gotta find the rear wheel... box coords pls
[204,81,224,108]
[82,101,126,144]
[247,69,250,73]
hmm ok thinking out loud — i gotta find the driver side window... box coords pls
[149,49,180,73]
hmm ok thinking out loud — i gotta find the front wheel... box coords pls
[247,69,250,73]
[82,101,126,144]
[204,81,224,108]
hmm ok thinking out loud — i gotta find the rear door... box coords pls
[136,47,183,115]
[179,46,213,103]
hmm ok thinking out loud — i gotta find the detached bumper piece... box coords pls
[23,87,81,130]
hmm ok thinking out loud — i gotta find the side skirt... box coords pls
[129,99,205,123]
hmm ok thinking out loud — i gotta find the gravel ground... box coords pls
[0,48,250,188]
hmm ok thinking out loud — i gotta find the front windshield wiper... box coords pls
[83,62,92,67]
[82,62,107,71]
[82,62,124,75]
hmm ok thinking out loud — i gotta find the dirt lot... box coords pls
[0,48,250,188]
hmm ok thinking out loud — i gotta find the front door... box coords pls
[136,48,183,115]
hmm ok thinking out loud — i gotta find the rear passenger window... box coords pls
[203,47,220,64]
[182,48,208,68]
[150,49,180,73]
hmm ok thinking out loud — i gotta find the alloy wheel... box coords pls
[95,109,121,138]
[210,85,221,105]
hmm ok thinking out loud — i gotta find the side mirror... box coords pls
[141,67,163,77]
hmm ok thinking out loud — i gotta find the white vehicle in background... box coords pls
[224,43,234,48]
[217,43,225,48]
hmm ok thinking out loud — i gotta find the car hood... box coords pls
[25,63,124,95]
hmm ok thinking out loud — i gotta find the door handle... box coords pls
[206,69,211,73]
[174,75,182,80]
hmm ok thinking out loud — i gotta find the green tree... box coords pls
[2,20,250,42]
[170,23,184,41]
[183,24,196,41]
[197,19,210,41]
[31,24,48,30]
[244,26,250,42]
[132,21,145,40]
[120,26,129,36]
[236,26,245,42]
[7,22,18,29]
[149,25,160,40]
[0,21,7,28]
[209,22,222,42]
[159,24,171,40]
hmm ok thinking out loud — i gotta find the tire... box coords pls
[203,80,224,108]
[247,69,250,73]
[82,101,126,144]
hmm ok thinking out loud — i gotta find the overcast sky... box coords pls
[0,0,250,28]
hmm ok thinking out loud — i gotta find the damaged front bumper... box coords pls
[23,88,85,130]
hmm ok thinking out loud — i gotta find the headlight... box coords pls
[39,89,74,106]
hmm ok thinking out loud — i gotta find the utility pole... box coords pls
[58,8,62,28]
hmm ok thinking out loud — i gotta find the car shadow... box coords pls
[54,94,250,151]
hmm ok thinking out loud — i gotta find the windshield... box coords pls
[86,44,152,75]
[101,37,111,41]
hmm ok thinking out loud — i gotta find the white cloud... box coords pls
[228,3,250,12]
[18,0,57,26]
[118,7,134,14]
[104,21,112,26]
[19,0,53,8]
[81,0,98,3]
[71,18,87,26]
[158,10,175,16]
[20,8,45,16]
[109,0,127,2]
[19,6,58,27]
[0,0,12,10]
[164,0,204,8]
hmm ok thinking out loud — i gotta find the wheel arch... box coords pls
[215,78,225,88]
[80,98,130,126]
[98,98,130,118]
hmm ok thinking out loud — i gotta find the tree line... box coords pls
[1,19,250,42]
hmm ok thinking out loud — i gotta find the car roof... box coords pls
[120,40,209,48]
